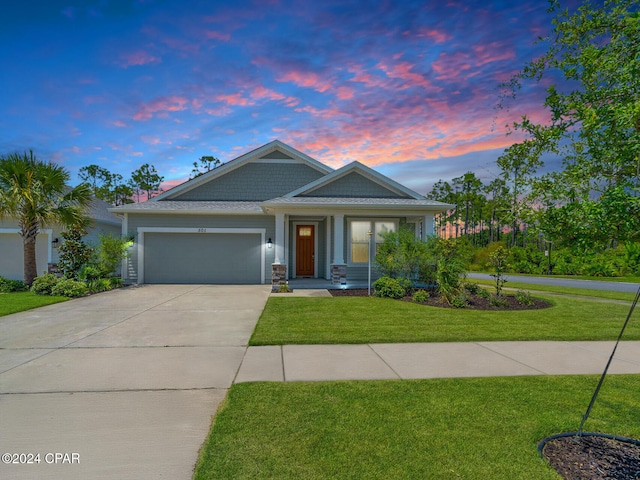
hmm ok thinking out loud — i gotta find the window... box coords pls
[349,219,397,264]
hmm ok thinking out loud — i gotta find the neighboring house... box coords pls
[0,199,122,281]
[109,140,452,286]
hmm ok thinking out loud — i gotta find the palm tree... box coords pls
[0,151,93,285]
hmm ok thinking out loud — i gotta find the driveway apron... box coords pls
[0,284,271,480]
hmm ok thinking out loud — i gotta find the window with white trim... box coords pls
[349,219,397,264]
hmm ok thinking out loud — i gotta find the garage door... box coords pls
[143,232,262,284]
[0,232,49,281]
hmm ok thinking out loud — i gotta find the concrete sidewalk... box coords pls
[236,341,640,383]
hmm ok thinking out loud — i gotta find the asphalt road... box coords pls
[467,273,640,293]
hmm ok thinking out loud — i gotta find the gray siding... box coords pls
[82,221,122,247]
[302,172,410,198]
[171,163,326,201]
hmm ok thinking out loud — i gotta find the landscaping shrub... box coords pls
[623,242,640,275]
[450,293,469,308]
[435,239,468,303]
[51,278,88,298]
[515,290,534,306]
[0,277,29,293]
[375,227,437,286]
[463,281,480,294]
[87,278,112,293]
[412,289,430,303]
[471,241,506,272]
[31,274,60,295]
[78,265,102,282]
[373,276,406,299]
[476,287,491,299]
[489,294,509,307]
[507,246,545,274]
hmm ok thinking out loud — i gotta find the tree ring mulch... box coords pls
[329,289,552,310]
[540,432,640,479]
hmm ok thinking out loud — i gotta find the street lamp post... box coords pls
[539,233,553,275]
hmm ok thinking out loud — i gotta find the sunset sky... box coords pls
[1,0,561,195]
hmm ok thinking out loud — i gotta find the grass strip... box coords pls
[471,278,636,302]
[194,375,640,480]
[250,295,640,345]
[0,291,68,316]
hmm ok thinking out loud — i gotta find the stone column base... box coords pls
[272,263,287,291]
[330,263,347,285]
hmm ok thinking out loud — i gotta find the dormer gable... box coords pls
[284,161,424,200]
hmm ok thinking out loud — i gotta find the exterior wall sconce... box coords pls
[51,238,59,246]
[267,238,273,249]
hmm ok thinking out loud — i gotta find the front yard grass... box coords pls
[471,278,637,302]
[250,295,640,345]
[0,291,68,316]
[194,375,640,480]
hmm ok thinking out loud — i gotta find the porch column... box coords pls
[331,214,346,286]
[333,214,344,264]
[423,215,434,240]
[274,212,285,264]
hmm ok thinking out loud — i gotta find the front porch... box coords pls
[285,277,373,290]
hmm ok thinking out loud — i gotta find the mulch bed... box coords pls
[542,435,640,479]
[329,289,552,310]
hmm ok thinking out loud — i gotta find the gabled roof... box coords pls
[284,161,425,200]
[151,140,333,201]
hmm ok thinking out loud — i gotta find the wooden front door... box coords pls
[296,225,315,276]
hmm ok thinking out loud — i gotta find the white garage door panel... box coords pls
[144,233,261,284]
[0,233,49,281]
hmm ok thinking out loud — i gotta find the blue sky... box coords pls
[1,0,559,195]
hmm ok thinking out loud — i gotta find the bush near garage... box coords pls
[0,277,29,293]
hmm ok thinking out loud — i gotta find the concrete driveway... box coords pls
[0,284,271,480]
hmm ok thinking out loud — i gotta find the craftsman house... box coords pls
[109,140,451,286]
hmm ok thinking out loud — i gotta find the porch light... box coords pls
[267,238,273,249]
[51,238,59,246]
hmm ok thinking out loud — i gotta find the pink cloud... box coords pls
[412,28,452,44]
[251,85,285,101]
[112,120,128,128]
[205,30,231,41]
[376,61,441,92]
[118,50,162,68]
[336,86,354,100]
[276,70,332,93]
[141,135,172,145]
[133,95,190,121]
[472,42,516,66]
[215,93,253,106]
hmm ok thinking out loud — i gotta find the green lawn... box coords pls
[194,375,640,480]
[0,291,68,316]
[250,295,640,345]
[471,278,638,302]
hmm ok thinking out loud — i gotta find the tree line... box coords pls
[429,0,640,254]
[78,155,220,205]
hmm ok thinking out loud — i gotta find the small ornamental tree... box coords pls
[58,224,94,280]
[93,234,131,277]
[488,246,510,296]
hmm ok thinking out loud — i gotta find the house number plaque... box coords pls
[197,228,207,233]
